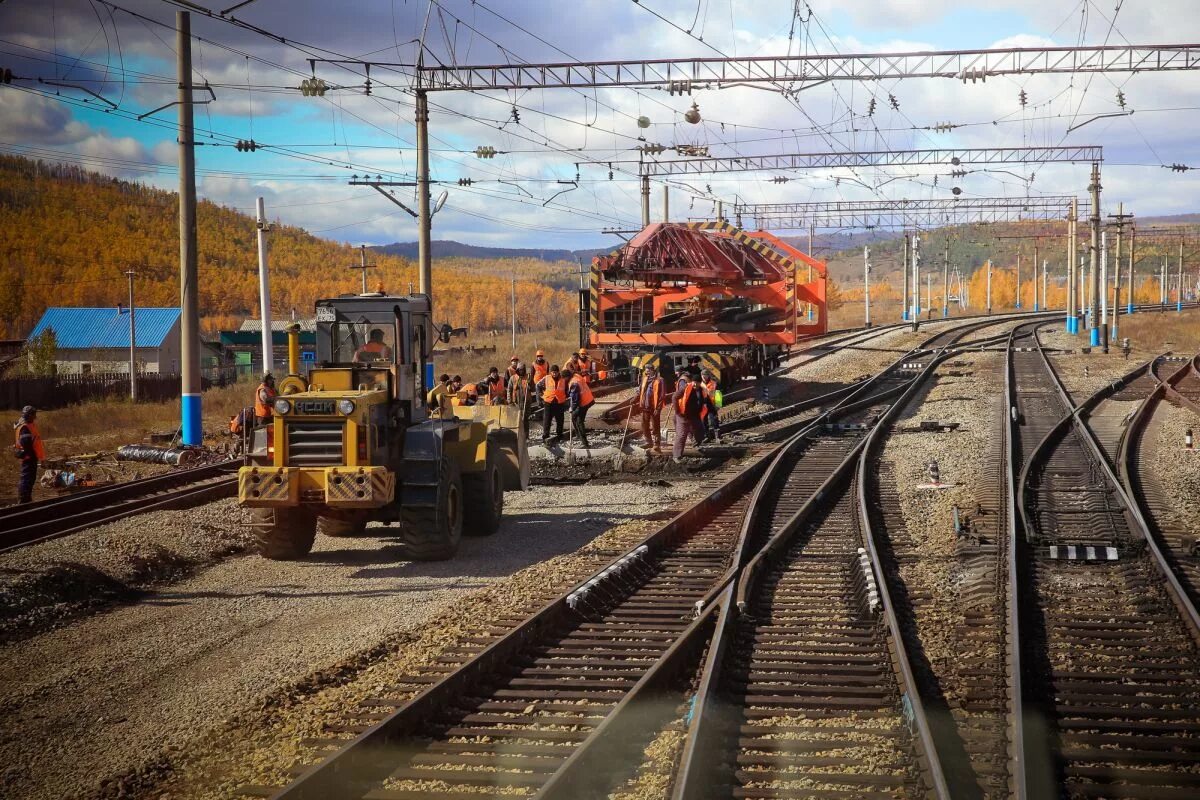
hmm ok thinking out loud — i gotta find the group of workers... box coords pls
[637,355,721,459]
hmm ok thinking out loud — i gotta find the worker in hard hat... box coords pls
[572,348,598,384]
[505,355,527,405]
[13,405,45,504]
[254,373,277,427]
[531,350,550,384]
[700,368,722,443]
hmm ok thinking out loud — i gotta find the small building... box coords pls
[219,327,316,377]
[28,307,182,375]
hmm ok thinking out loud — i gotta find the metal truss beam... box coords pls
[624,146,1102,177]
[739,196,1081,230]
[407,43,1200,91]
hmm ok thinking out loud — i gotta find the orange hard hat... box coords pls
[510,355,519,362]
[578,348,588,355]
[535,349,545,357]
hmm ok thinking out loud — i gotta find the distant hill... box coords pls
[0,155,570,338]
[374,240,608,263]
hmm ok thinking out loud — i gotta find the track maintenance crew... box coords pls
[484,367,505,405]
[672,372,706,460]
[531,350,550,384]
[354,328,392,362]
[573,348,598,384]
[537,364,568,443]
[700,369,722,442]
[505,356,527,405]
[13,405,45,504]
[254,373,277,427]
[427,373,453,416]
[639,364,666,454]
[565,367,594,449]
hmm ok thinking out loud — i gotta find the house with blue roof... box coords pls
[28,306,182,375]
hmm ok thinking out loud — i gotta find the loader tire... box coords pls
[252,507,316,560]
[317,511,369,537]
[463,448,503,536]
[400,458,463,560]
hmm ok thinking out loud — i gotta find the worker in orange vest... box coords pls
[354,328,393,362]
[565,367,594,449]
[532,350,550,384]
[13,405,45,504]
[536,364,568,442]
[505,356,527,405]
[672,373,706,460]
[573,348,597,384]
[700,368,722,442]
[484,367,505,405]
[254,373,277,427]
[638,364,665,454]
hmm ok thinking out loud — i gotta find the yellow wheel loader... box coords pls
[238,293,528,561]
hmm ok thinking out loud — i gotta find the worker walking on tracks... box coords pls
[672,373,706,460]
[13,405,44,504]
[639,364,666,454]
[564,367,594,449]
[532,350,550,384]
[700,369,722,443]
[537,364,568,443]
[254,373,277,427]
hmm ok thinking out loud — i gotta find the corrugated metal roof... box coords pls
[238,318,316,332]
[29,307,181,349]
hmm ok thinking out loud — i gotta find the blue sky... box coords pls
[1,0,1199,251]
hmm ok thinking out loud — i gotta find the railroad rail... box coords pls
[260,314,1023,800]
[1009,323,1200,799]
[1119,353,1200,616]
[0,461,237,553]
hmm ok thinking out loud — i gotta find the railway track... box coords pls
[0,461,237,553]
[1119,354,1200,617]
[1009,324,1200,799]
[261,316,1019,800]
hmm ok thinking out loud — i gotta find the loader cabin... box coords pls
[311,293,435,425]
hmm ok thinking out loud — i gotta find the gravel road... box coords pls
[0,477,703,800]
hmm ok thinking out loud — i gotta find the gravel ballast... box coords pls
[0,476,705,800]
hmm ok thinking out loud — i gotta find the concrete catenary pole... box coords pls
[1127,225,1136,314]
[942,238,950,318]
[1042,260,1048,312]
[1088,162,1104,351]
[986,259,993,314]
[1112,210,1122,340]
[1161,258,1168,310]
[1016,251,1022,309]
[1100,230,1108,332]
[1178,240,1185,312]
[125,269,137,401]
[1067,199,1078,332]
[902,234,911,321]
[177,11,201,445]
[255,197,273,374]
[807,223,815,321]
[663,186,669,223]
[863,245,871,327]
[640,174,651,227]
[1033,242,1041,311]
[415,90,432,297]
[911,233,921,329]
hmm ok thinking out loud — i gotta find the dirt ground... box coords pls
[0,473,707,800]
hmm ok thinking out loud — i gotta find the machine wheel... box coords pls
[317,510,370,537]
[400,458,464,560]
[251,507,317,560]
[463,448,504,536]
[491,429,530,491]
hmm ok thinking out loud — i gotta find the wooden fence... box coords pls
[0,368,238,410]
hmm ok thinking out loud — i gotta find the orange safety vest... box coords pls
[639,375,663,410]
[15,421,46,461]
[676,382,698,416]
[254,383,276,419]
[356,340,391,361]
[533,360,550,383]
[570,374,594,406]
[487,376,505,402]
[541,375,567,404]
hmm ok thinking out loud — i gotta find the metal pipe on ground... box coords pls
[117,444,198,466]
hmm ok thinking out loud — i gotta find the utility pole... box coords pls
[925,273,931,320]
[1109,202,1131,340]
[1067,199,1078,333]
[663,185,669,222]
[511,274,517,351]
[1042,260,1048,312]
[1127,225,1136,314]
[1178,240,1185,312]
[911,233,921,330]
[1161,258,1168,311]
[255,197,273,374]
[351,245,377,294]
[942,238,950,318]
[863,246,872,327]
[415,89,432,297]
[986,259,993,314]
[1016,251,1022,309]
[177,10,201,446]
[125,269,137,401]
[902,234,911,321]
[1033,242,1041,311]
[640,173,651,227]
[1088,161,1105,351]
[1100,230,1108,333]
